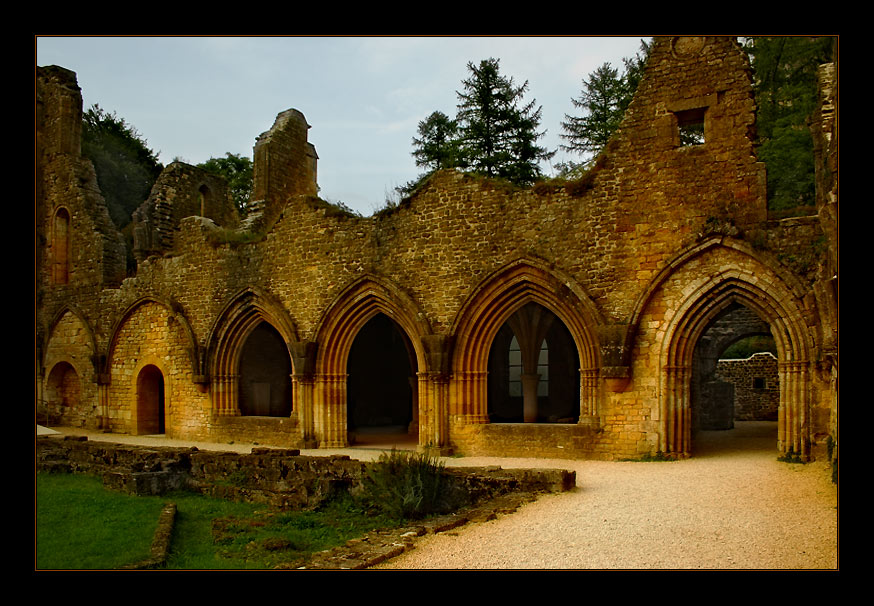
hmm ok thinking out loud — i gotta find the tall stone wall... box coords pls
[35,37,837,462]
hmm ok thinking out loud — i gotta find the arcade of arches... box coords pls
[36,37,838,462]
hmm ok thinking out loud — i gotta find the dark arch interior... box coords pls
[238,321,293,417]
[346,313,415,441]
[487,304,580,423]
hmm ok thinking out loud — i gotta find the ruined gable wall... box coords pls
[131,162,238,261]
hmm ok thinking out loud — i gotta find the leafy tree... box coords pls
[454,58,554,185]
[81,104,163,228]
[197,152,254,214]
[742,36,835,211]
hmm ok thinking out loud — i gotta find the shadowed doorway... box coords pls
[347,313,417,447]
[136,364,165,435]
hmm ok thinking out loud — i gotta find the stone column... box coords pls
[292,374,317,448]
[418,372,452,454]
[779,361,810,459]
[450,370,490,423]
[408,375,419,435]
[578,367,600,425]
[521,373,541,423]
[314,373,348,448]
[212,374,240,416]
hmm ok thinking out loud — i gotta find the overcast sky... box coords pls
[36,35,648,216]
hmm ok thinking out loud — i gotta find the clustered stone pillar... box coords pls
[507,304,554,424]
[660,364,692,457]
[579,367,600,424]
[778,361,811,459]
[314,373,348,448]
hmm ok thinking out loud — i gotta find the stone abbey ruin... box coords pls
[36,37,838,462]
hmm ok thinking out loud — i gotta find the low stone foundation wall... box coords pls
[453,422,601,459]
[36,436,575,510]
[207,415,305,449]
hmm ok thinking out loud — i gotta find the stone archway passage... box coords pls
[346,313,416,441]
[136,364,165,435]
[659,272,812,459]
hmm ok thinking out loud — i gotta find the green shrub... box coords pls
[356,449,467,520]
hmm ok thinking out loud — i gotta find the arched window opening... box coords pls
[488,303,579,423]
[136,365,165,435]
[238,321,293,417]
[52,208,71,285]
[346,313,416,445]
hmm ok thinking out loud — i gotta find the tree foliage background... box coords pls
[197,153,254,214]
[81,104,163,229]
[742,36,835,212]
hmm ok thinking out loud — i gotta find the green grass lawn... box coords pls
[36,472,396,570]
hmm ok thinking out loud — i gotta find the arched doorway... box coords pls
[487,303,580,423]
[689,302,779,452]
[136,365,165,435]
[658,269,812,459]
[238,321,293,417]
[346,313,416,445]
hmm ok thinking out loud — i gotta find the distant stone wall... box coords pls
[716,352,779,421]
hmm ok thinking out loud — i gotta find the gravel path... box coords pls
[376,423,838,570]
[44,422,837,570]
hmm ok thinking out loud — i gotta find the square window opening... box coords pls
[675,107,706,146]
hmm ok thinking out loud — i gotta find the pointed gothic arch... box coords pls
[450,259,603,425]
[311,275,432,448]
[205,287,299,417]
[654,248,815,459]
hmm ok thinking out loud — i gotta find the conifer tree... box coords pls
[559,39,651,170]
[454,58,553,185]
[411,111,461,172]
[743,36,835,211]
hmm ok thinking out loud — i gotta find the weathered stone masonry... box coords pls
[36,37,838,462]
